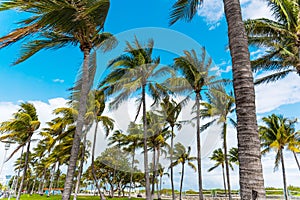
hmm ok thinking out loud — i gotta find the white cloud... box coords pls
[241,0,273,20]
[197,0,273,28]
[53,78,64,83]
[197,0,224,27]
[0,98,67,183]
[255,72,300,113]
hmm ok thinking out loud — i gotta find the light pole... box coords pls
[0,141,11,178]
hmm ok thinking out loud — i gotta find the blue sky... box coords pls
[1,0,300,191]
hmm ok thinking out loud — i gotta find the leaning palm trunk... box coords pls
[39,168,46,195]
[170,126,175,200]
[280,150,288,200]
[222,165,227,196]
[179,163,185,200]
[16,139,31,200]
[292,151,300,172]
[129,150,135,199]
[74,135,87,200]
[62,49,91,200]
[151,147,156,197]
[13,146,24,196]
[223,0,266,198]
[195,92,203,200]
[156,147,161,199]
[223,123,231,199]
[47,163,57,197]
[91,121,106,200]
[30,178,36,195]
[142,85,151,200]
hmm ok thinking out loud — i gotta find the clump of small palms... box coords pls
[208,148,234,195]
[0,103,40,200]
[171,143,196,200]
[259,114,300,200]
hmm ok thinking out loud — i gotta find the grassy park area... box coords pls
[2,195,143,200]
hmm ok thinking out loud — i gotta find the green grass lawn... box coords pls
[2,194,143,200]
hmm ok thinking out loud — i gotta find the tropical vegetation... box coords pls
[0,0,300,200]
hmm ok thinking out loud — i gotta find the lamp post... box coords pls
[0,141,11,178]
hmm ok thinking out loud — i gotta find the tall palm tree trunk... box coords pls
[14,146,24,196]
[223,123,231,199]
[179,163,185,200]
[16,139,31,200]
[39,168,46,195]
[30,178,36,195]
[151,147,156,197]
[223,0,266,199]
[292,151,300,172]
[74,135,87,200]
[195,92,203,200]
[91,121,106,200]
[280,150,288,200]
[142,84,151,200]
[54,163,61,189]
[129,150,135,199]
[221,165,227,196]
[156,147,161,200]
[170,126,175,200]
[47,163,57,197]
[62,48,91,200]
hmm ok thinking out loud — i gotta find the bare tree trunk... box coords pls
[195,92,203,200]
[223,123,232,199]
[142,84,151,200]
[280,150,288,200]
[62,48,91,200]
[223,0,266,199]
[170,125,175,200]
[16,139,31,200]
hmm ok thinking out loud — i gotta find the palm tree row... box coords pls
[2,0,298,199]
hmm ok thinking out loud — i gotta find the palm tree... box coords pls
[201,85,235,199]
[0,103,40,200]
[100,37,170,200]
[259,114,300,200]
[124,122,143,199]
[166,48,224,199]
[208,148,234,196]
[244,0,300,84]
[171,143,196,200]
[146,111,170,198]
[0,1,116,199]
[157,164,169,199]
[169,0,266,198]
[157,96,182,199]
[228,147,239,166]
[89,90,114,200]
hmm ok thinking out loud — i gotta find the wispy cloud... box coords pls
[255,73,300,113]
[53,78,64,83]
